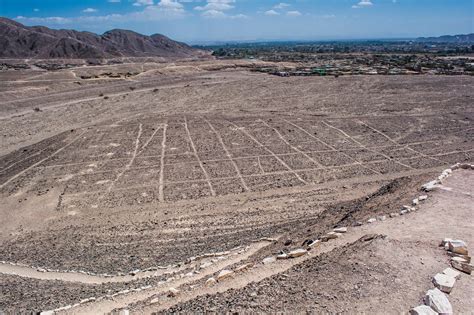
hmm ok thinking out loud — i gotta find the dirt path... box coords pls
[132,168,474,314]
[54,241,271,314]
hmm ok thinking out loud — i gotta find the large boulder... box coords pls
[424,288,453,314]
[448,240,468,255]
[432,273,456,293]
[409,305,438,315]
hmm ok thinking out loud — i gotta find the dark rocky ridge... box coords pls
[0,17,205,59]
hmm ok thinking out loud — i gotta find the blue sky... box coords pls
[1,0,473,43]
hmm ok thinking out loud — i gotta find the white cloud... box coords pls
[195,0,235,11]
[133,0,154,7]
[352,0,373,8]
[108,0,121,2]
[201,9,226,18]
[286,10,301,17]
[16,1,187,26]
[33,8,40,12]
[157,0,184,9]
[264,9,279,16]
[82,8,98,13]
[17,16,72,24]
[274,3,290,9]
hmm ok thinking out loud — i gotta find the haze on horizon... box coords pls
[2,0,473,44]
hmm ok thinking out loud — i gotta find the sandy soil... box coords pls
[0,60,472,313]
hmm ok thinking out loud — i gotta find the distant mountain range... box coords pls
[415,33,474,43]
[0,17,206,59]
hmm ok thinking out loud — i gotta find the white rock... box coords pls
[119,310,130,315]
[235,263,252,272]
[389,212,399,218]
[413,198,419,205]
[451,163,460,170]
[442,267,461,280]
[377,215,387,221]
[424,288,452,314]
[400,210,408,215]
[333,227,347,233]
[200,261,213,269]
[422,180,439,192]
[40,311,55,315]
[419,195,428,201]
[277,253,288,259]
[308,240,321,247]
[288,249,307,258]
[205,277,217,287]
[448,240,468,255]
[217,269,234,280]
[409,305,438,315]
[367,218,376,223]
[433,273,456,293]
[451,257,473,275]
[167,287,180,297]
[262,256,276,264]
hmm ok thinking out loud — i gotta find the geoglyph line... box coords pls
[204,118,250,191]
[105,123,143,193]
[284,119,381,175]
[321,120,414,170]
[357,120,445,164]
[184,117,216,197]
[259,119,325,169]
[227,120,308,185]
[0,131,87,189]
[158,122,168,202]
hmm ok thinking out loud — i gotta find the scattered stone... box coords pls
[432,273,456,293]
[205,277,217,287]
[402,205,412,210]
[424,288,452,314]
[118,310,130,315]
[446,251,471,262]
[451,257,473,274]
[389,212,399,218]
[448,240,468,255]
[235,263,252,272]
[283,239,292,246]
[422,180,439,192]
[459,163,470,169]
[419,195,428,201]
[413,198,419,205]
[167,288,180,297]
[333,227,347,233]
[277,253,288,259]
[262,257,276,265]
[288,248,307,258]
[308,240,321,248]
[200,261,213,269]
[400,210,408,215]
[367,218,376,223]
[321,232,341,241]
[377,215,387,221]
[129,269,140,276]
[355,221,363,226]
[409,305,438,315]
[217,269,234,280]
[442,267,461,280]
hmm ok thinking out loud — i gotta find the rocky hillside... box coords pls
[0,17,205,59]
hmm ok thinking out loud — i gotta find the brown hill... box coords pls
[0,17,205,59]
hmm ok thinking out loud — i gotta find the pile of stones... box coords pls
[410,239,472,315]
